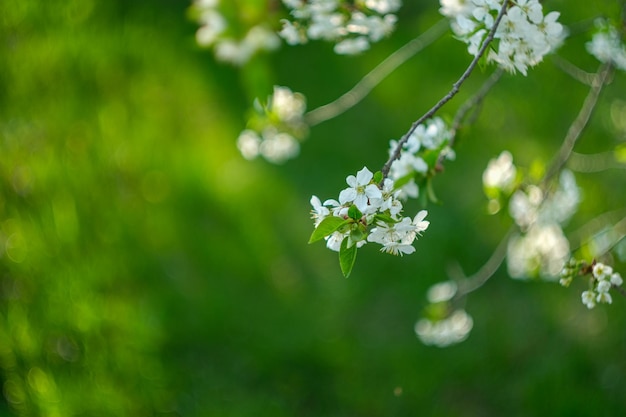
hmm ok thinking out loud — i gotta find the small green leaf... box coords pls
[348,204,362,220]
[373,213,397,224]
[373,171,383,184]
[426,178,441,204]
[339,237,358,278]
[350,228,365,242]
[309,216,348,244]
[392,172,417,190]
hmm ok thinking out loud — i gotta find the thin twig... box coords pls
[543,63,613,185]
[550,55,597,86]
[568,151,626,173]
[381,1,509,179]
[451,67,504,140]
[568,209,626,252]
[304,19,449,127]
[449,226,515,301]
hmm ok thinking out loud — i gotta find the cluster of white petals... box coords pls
[586,20,626,71]
[311,167,429,255]
[279,0,401,55]
[237,86,308,164]
[483,151,517,191]
[440,0,565,75]
[387,117,454,199]
[193,0,280,66]
[415,309,473,347]
[506,170,579,280]
[562,262,624,309]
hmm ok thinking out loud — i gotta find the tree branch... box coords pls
[448,226,515,301]
[451,67,504,142]
[304,19,449,127]
[381,1,509,179]
[542,63,613,184]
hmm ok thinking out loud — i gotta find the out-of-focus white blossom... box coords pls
[426,281,458,303]
[334,36,371,55]
[483,151,517,191]
[439,0,471,18]
[279,0,401,55]
[586,20,626,71]
[507,223,570,279]
[509,170,580,231]
[238,86,308,164]
[506,170,580,280]
[415,309,473,347]
[193,0,280,66]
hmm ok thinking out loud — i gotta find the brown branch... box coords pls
[304,19,449,127]
[450,68,504,139]
[542,63,613,185]
[381,1,510,179]
[449,226,515,301]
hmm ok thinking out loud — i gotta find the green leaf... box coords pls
[348,204,362,220]
[373,171,383,184]
[373,213,397,224]
[339,237,358,278]
[350,228,365,242]
[308,216,348,244]
[392,172,417,190]
[426,178,441,204]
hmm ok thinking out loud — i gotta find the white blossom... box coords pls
[592,262,613,281]
[258,132,300,164]
[193,0,280,66]
[280,0,401,55]
[334,37,370,54]
[415,310,473,347]
[270,86,307,123]
[310,196,330,227]
[581,290,596,309]
[339,167,382,212]
[364,0,401,14]
[507,223,570,280]
[426,281,458,303]
[444,0,565,75]
[610,272,623,287]
[482,150,517,191]
[237,130,261,160]
[387,117,453,201]
[586,20,626,71]
[311,167,429,259]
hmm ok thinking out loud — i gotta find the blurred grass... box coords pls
[1,0,626,416]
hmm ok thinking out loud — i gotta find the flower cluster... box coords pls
[440,0,565,75]
[506,169,579,279]
[279,0,401,55]
[309,167,429,276]
[192,0,280,66]
[482,150,519,214]
[415,309,473,347]
[586,19,626,72]
[482,151,580,279]
[560,259,624,309]
[237,86,308,164]
[387,117,455,200]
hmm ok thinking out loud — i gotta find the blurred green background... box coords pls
[1,0,626,416]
